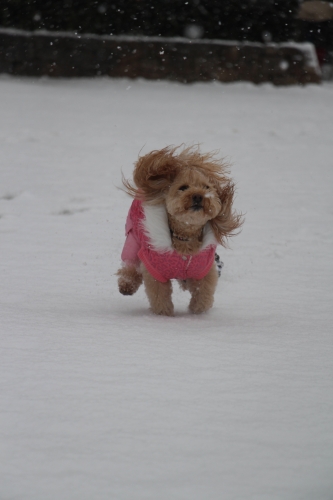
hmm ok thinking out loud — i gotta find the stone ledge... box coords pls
[0,28,321,85]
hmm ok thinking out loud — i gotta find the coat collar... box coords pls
[141,203,217,253]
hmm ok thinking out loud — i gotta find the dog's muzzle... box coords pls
[191,194,203,211]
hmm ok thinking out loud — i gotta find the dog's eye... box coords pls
[205,185,210,189]
[179,185,189,191]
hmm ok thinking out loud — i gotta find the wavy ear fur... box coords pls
[123,144,244,241]
[123,146,181,204]
[210,182,244,247]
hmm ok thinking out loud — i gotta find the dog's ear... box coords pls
[130,147,180,203]
[210,182,243,247]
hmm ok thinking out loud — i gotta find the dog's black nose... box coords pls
[192,194,203,205]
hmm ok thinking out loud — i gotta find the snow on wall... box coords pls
[0,27,321,84]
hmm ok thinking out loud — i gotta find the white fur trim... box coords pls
[141,204,217,252]
[202,223,218,249]
[142,204,173,252]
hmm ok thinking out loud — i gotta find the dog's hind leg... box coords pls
[141,265,174,316]
[187,265,219,314]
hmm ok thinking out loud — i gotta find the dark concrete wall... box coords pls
[0,28,321,85]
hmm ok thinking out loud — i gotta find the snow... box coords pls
[0,76,333,500]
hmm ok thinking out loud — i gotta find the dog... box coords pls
[117,145,242,316]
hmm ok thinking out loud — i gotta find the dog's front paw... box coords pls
[189,296,214,314]
[151,302,174,317]
[119,280,137,296]
[117,265,142,296]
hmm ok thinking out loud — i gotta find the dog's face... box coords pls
[165,169,222,226]
[124,145,243,246]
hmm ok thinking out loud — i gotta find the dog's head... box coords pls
[123,145,243,246]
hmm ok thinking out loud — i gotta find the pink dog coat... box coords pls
[121,199,217,283]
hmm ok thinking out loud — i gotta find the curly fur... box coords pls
[118,145,243,316]
[122,145,242,247]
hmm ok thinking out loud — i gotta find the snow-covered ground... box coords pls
[0,76,332,500]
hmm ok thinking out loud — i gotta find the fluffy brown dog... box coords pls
[117,145,242,316]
